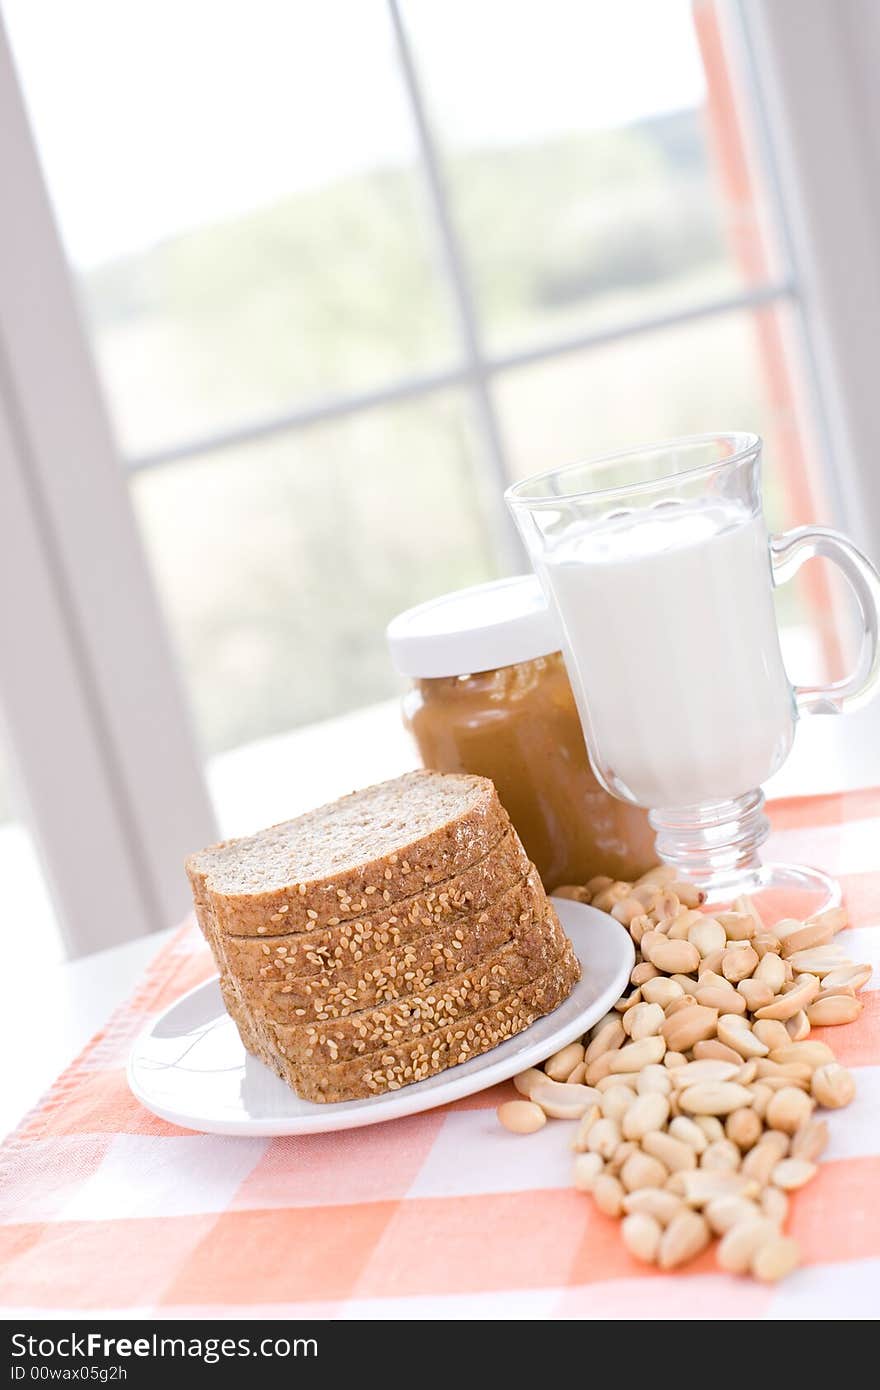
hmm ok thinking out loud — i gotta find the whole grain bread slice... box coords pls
[258,900,567,1063]
[187,771,509,938]
[190,854,226,981]
[238,865,549,1023]
[219,827,529,983]
[261,943,581,1102]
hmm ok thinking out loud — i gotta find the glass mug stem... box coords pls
[649,790,841,911]
[650,790,769,883]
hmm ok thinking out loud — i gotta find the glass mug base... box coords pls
[649,790,841,920]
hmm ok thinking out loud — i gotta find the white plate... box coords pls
[127,899,633,1136]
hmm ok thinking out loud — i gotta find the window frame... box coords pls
[1,0,878,954]
[0,14,217,955]
[736,0,880,556]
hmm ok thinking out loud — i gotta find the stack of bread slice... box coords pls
[187,771,580,1103]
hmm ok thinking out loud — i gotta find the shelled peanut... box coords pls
[499,865,871,1283]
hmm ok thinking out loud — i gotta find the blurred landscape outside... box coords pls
[91,127,811,757]
[1,1,825,956]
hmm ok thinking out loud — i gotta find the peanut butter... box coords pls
[403,651,655,889]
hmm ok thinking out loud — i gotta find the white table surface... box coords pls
[5,698,880,1142]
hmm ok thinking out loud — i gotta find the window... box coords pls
[7,0,456,460]
[132,395,495,754]
[2,0,877,952]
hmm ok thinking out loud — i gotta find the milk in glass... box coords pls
[540,501,795,809]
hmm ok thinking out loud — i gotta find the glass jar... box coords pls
[387,576,655,889]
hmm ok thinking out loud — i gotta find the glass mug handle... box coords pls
[770,526,880,715]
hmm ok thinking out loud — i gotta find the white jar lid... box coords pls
[386,574,561,678]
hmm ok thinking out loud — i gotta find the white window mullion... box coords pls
[124,281,795,477]
[387,0,524,573]
[0,17,216,955]
[0,377,156,955]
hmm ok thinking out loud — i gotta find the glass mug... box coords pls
[506,432,880,912]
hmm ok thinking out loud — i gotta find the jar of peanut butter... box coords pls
[387,576,655,889]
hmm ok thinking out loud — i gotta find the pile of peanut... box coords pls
[498,866,870,1282]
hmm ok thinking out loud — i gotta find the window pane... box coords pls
[0,733,63,965]
[493,306,846,683]
[131,392,495,760]
[403,0,785,353]
[6,0,455,457]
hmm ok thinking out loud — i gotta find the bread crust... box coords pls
[217,828,529,981]
[187,771,510,937]
[238,866,547,1023]
[258,945,581,1102]
[258,903,567,1063]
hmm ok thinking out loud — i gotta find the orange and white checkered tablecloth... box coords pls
[1,789,879,1319]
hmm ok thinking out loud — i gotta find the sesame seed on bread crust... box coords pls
[257,899,568,1064]
[218,828,529,983]
[238,866,548,1023]
[259,944,581,1102]
[187,771,510,938]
